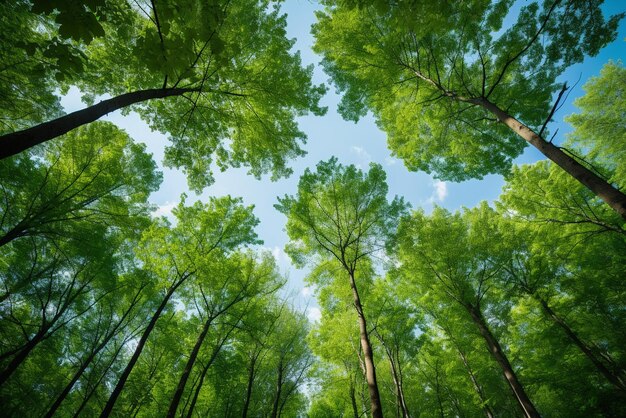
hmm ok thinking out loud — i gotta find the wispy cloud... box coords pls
[153,201,177,220]
[433,180,448,202]
[385,156,399,166]
[306,306,322,322]
[301,286,313,297]
[261,246,291,270]
[426,180,448,204]
[350,146,372,167]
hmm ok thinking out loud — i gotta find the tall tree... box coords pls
[276,158,408,418]
[313,1,626,218]
[398,204,541,417]
[0,0,326,191]
[166,251,283,418]
[0,121,161,251]
[99,195,261,417]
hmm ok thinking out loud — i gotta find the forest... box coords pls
[0,0,625,417]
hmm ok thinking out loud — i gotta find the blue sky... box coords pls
[61,1,626,322]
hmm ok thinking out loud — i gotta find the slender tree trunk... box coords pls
[100,277,187,418]
[166,315,214,418]
[348,272,383,418]
[0,329,46,386]
[0,226,23,248]
[456,345,494,418]
[476,98,626,220]
[72,335,129,418]
[241,353,258,418]
[45,290,142,418]
[376,333,410,418]
[0,87,196,159]
[535,295,626,392]
[45,342,108,418]
[270,360,284,418]
[349,382,360,418]
[433,361,445,418]
[184,359,212,418]
[466,304,541,418]
[184,326,237,418]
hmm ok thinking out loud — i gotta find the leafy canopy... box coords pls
[313,0,623,180]
[2,0,327,191]
[275,157,408,273]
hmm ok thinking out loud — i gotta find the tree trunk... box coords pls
[270,360,284,418]
[0,329,47,386]
[241,353,258,418]
[45,290,142,418]
[0,226,24,248]
[45,337,111,418]
[100,277,187,418]
[0,88,196,160]
[477,98,626,220]
[349,381,359,418]
[456,345,494,418]
[535,295,626,392]
[348,272,383,418]
[466,304,540,418]
[72,335,129,418]
[166,315,214,418]
[184,326,237,418]
[376,332,410,418]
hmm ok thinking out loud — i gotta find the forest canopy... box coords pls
[0,1,625,417]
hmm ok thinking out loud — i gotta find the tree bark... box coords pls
[184,325,238,418]
[44,290,142,418]
[375,332,410,418]
[535,295,626,392]
[72,335,129,418]
[45,331,117,417]
[349,381,359,418]
[456,345,494,418]
[100,276,188,418]
[166,315,214,418]
[0,87,196,160]
[476,98,626,220]
[0,330,46,386]
[270,360,284,418]
[348,272,383,418]
[466,304,540,418]
[241,352,258,418]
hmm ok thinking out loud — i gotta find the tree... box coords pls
[276,158,408,418]
[99,195,261,417]
[565,61,626,188]
[312,1,626,218]
[0,0,326,191]
[368,278,421,418]
[0,121,161,250]
[166,251,283,418]
[398,204,541,417]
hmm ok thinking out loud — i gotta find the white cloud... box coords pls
[271,246,282,262]
[153,201,177,219]
[424,179,448,205]
[433,180,448,202]
[301,286,313,297]
[384,156,399,166]
[261,246,291,270]
[350,146,372,167]
[306,307,322,323]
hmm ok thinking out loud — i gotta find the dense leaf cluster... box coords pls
[1,1,625,417]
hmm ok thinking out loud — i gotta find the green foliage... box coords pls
[3,0,327,191]
[0,122,161,250]
[276,157,408,272]
[566,61,626,186]
[313,1,623,180]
